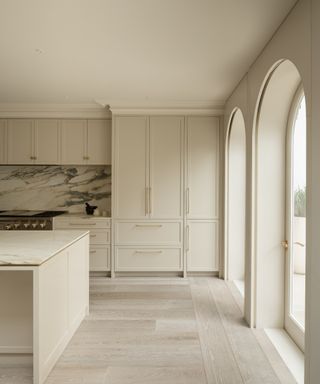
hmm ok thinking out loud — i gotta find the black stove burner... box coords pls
[33,211,67,218]
[0,210,67,218]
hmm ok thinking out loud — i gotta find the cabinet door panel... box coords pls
[35,120,60,164]
[187,117,219,219]
[114,116,148,218]
[61,120,86,164]
[0,120,6,164]
[7,119,34,164]
[187,221,219,271]
[150,116,183,218]
[87,119,111,164]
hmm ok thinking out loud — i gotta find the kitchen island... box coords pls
[0,230,90,384]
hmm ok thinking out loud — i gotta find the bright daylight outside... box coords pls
[291,96,306,328]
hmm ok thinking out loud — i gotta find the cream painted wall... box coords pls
[224,0,311,327]
[223,0,320,381]
[305,1,320,382]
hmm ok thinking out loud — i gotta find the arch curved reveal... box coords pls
[225,108,246,298]
[252,59,305,330]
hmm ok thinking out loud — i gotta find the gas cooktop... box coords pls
[0,210,67,218]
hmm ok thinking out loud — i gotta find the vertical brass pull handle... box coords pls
[186,225,190,251]
[186,188,190,214]
[145,187,149,216]
[149,187,152,215]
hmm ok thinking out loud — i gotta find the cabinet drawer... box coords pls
[89,246,110,272]
[89,229,110,245]
[115,247,182,271]
[54,217,110,229]
[115,222,181,245]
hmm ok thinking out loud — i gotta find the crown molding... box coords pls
[0,103,111,119]
[96,99,225,116]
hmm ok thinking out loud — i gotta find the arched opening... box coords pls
[253,60,306,351]
[225,109,246,300]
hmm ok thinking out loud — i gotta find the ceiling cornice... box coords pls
[0,103,111,119]
[97,99,225,116]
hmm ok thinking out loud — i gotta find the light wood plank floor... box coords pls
[0,277,297,384]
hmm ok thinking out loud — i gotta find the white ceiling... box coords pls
[0,0,297,107]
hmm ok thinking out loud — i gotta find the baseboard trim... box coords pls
[186,271,219,277]
[114,271,183,278]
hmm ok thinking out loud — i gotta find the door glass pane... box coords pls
[291,96,306,328]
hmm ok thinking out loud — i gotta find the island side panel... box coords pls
[0,270,33,354]
[34,234,89,384]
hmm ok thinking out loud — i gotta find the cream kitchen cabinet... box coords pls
[7,119,60,165]
[186,220,219,271]
[113,116,148,218]
[0,120,7,164]
[113,115,183,219]
[185,116,220,272]
[53,215,111,273]
[61,119,111,165]
[186,116,219,220]
[112,115,184,274]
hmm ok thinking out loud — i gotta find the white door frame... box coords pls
[285,85,305,351]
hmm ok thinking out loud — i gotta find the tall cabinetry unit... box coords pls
[112,115,184,275]
[185,116,220,272]
[112,113,220,277]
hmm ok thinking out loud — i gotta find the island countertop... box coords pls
[0,230,89,266]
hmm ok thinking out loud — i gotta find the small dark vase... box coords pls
[85,202,97,215]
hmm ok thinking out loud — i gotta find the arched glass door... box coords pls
[285,92,306,351]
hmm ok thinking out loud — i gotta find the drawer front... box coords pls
[89,229,110,245]
[115,247,182,271]
[90,246,110,271]
[115,222,182,245]
[54,217,110,229]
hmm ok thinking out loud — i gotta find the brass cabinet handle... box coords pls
[281,240,288,250]
[186,225,190,251]
[134,250,162,254]
[186,188,190,214]
[135,224,162,228]
[90,234,97,237]
[145,187,149,216]
[70,222,97,226]
[149,187,152,215]
[90,250,96,254]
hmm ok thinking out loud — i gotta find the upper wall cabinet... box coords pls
[35,120,60,164]
[61,119,111,165]
[87,120,111,165]
[7,119,60,165]
[7,119,34,164]
[186,116,220,219]
[61,120,87,164]
[0,118,111,165]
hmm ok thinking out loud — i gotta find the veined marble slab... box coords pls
[0,165,111,214]
[0,230,89,266]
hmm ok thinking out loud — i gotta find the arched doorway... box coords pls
[225,109,246,300]
[253,60,306,351]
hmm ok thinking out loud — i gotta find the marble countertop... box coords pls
[0,230,89,266]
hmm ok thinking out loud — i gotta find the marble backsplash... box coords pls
[0,165,111,214]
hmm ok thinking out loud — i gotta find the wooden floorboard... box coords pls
[0,277,297,384]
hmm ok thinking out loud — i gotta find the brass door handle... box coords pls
[281,240,288,250]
